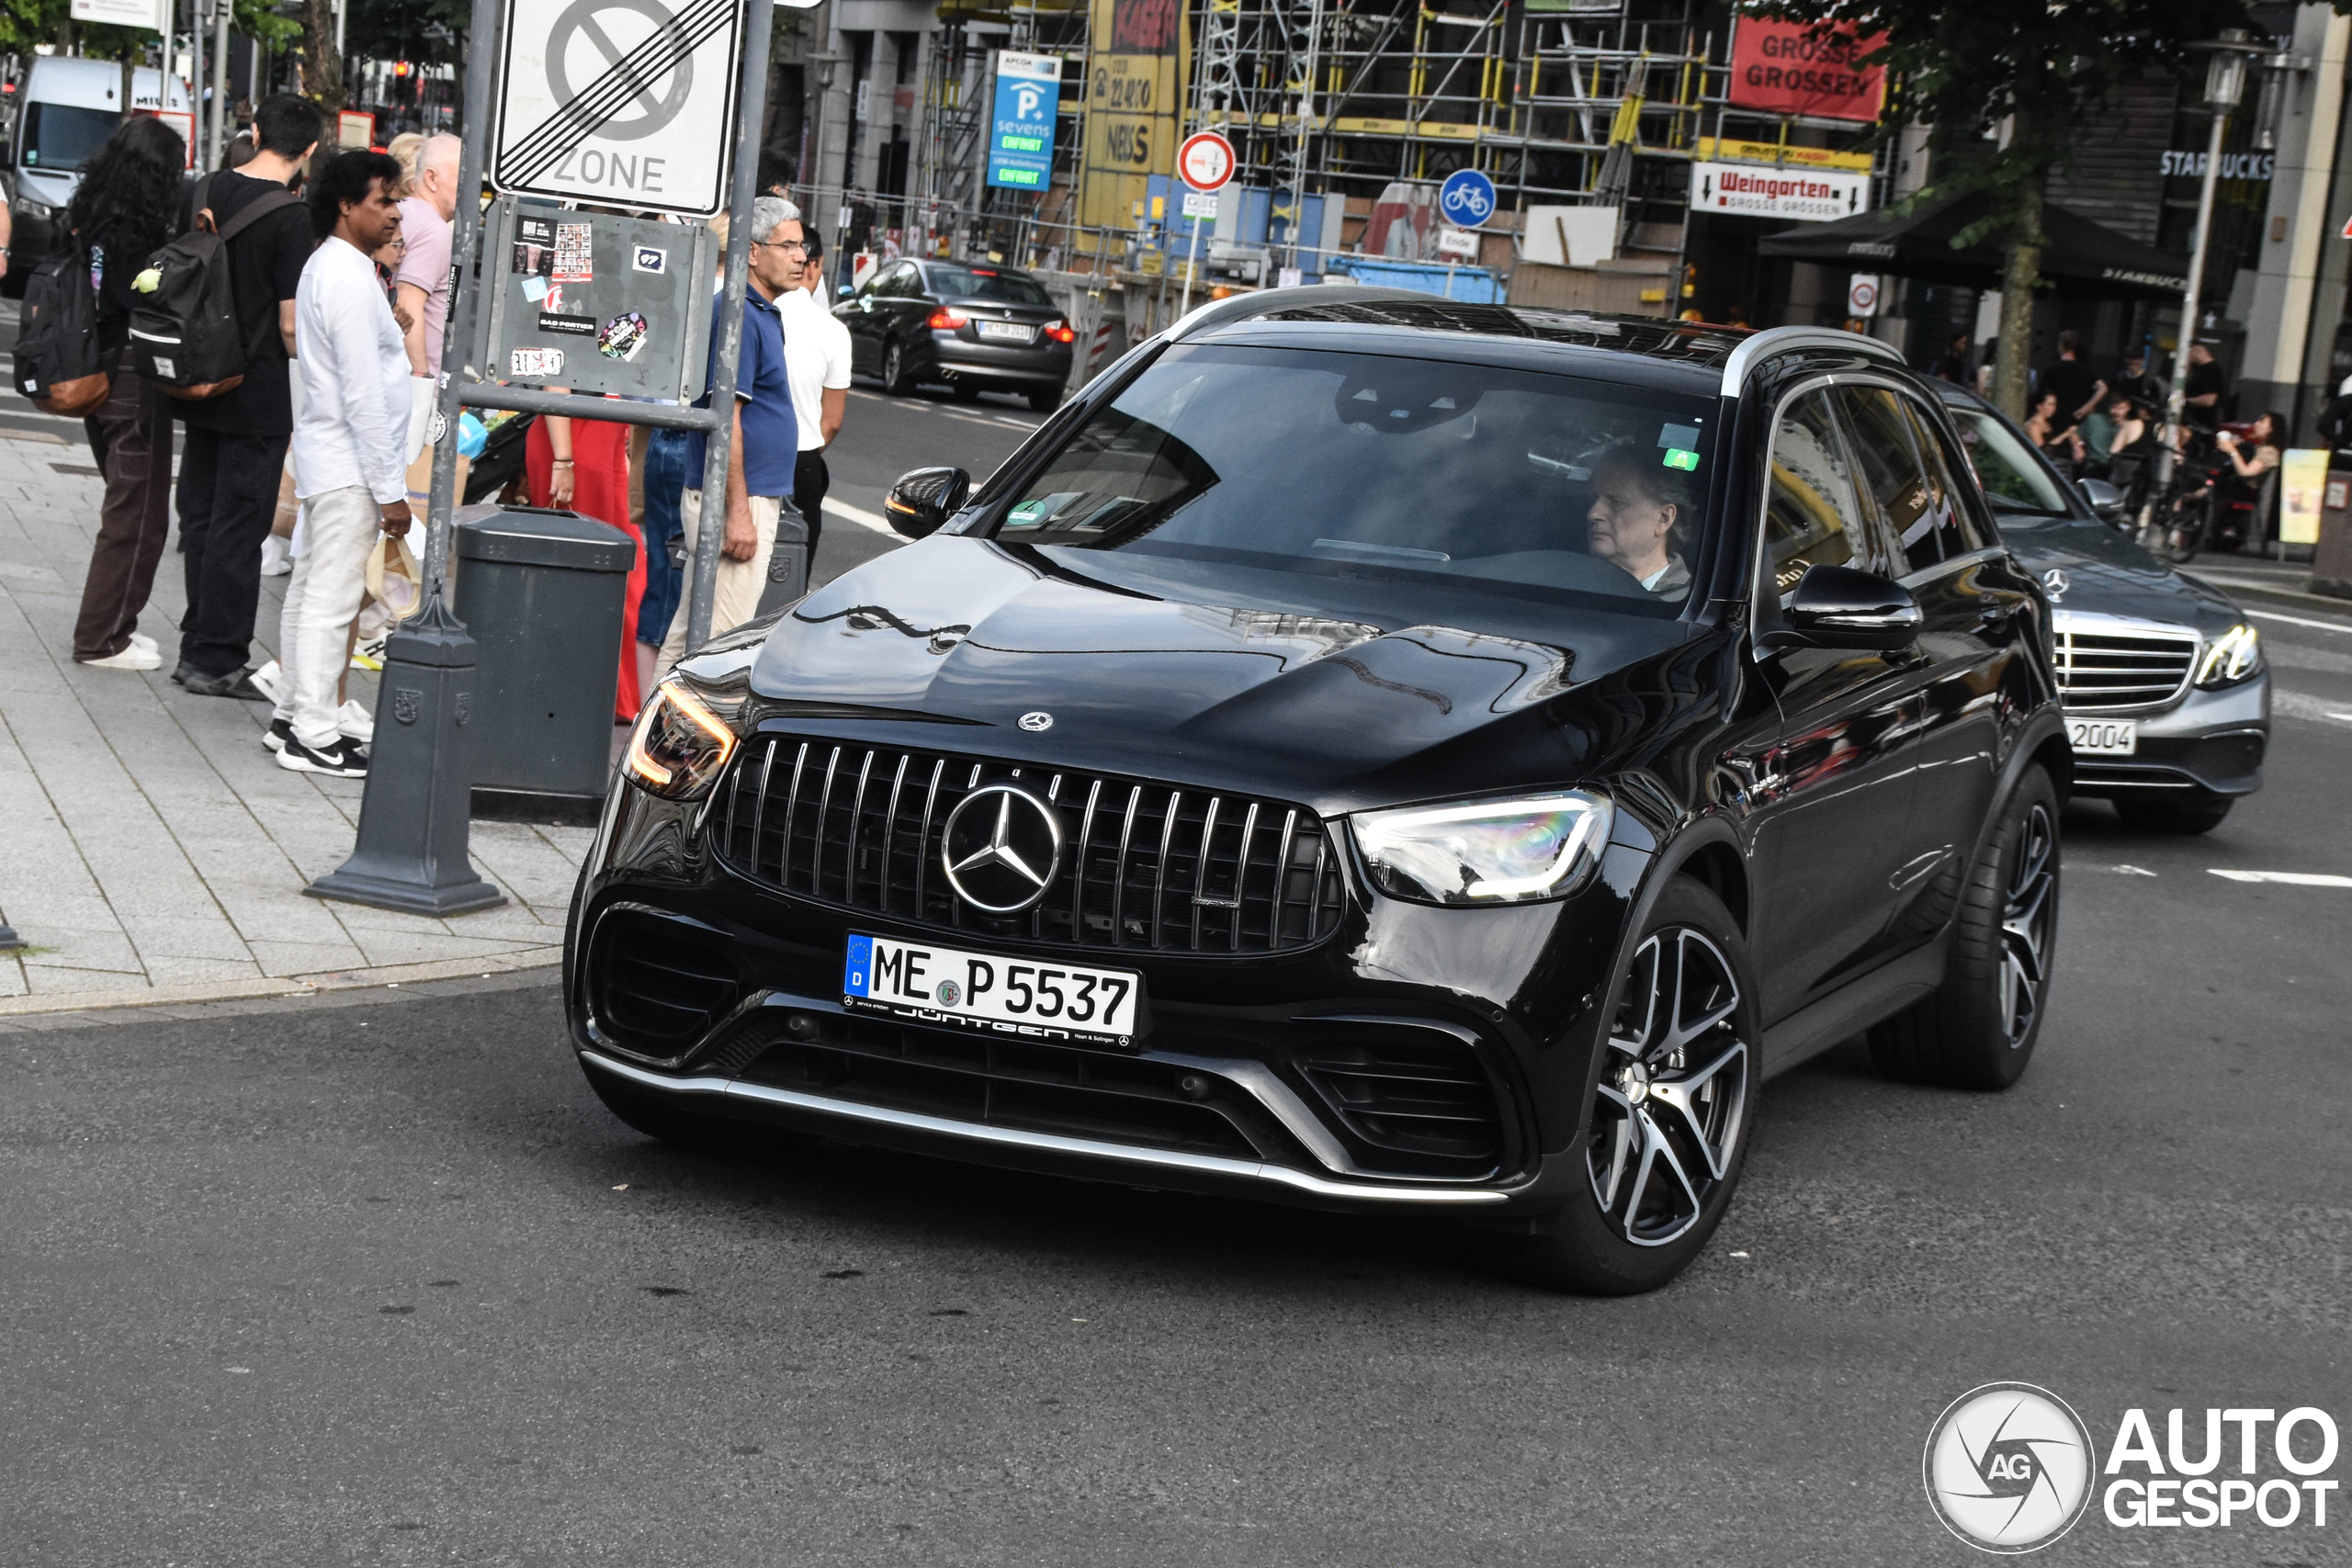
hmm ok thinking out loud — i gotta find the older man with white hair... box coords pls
[658,193,802,674]
[394,133,466,510]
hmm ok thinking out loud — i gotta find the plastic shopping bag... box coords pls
[365,531,424,624]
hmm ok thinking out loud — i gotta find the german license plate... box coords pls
[843,934,1143,1048]
[975,320,1034,343]
[2066,716,2138,755]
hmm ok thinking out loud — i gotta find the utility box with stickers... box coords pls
[479,198,715,401]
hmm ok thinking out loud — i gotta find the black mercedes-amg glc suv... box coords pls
[567,292,2067,1293]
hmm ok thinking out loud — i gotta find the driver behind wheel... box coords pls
[1585,445,1696,600]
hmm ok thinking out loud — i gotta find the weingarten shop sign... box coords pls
[1690,161,1871,223]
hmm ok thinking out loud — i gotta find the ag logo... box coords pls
[1924,1382,2094,1552]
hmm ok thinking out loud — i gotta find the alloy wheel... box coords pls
[1588,928,1750,1247]
[1998,802,2057,1049]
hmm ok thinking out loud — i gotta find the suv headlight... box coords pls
[12,197,51,220]
[622,680,740,800]
[1351,792,1613,906]
[2194,623,2262,689]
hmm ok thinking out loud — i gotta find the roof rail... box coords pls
[1719,326,1906,397]
[1165,283,1464,342]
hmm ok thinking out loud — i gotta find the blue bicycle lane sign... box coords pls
[1439,168,1498,229]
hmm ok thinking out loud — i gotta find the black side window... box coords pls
[1903,400,1995,554]
[1762,389,1881,599]
[1837,385,1967,572]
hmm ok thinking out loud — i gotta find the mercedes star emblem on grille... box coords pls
[2042,568,2069,602]
[940,784,1065,913]
[1018,711,1054,731]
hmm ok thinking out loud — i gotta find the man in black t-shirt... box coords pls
[2040,330,2106,424]
[172,93,322,697]
[2182,341,2229,434]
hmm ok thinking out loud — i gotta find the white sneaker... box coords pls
[248,660,284,703]
[128,631,158,654]
[336,700,375,744]
[80,644,163,671]
[260,535,294,576]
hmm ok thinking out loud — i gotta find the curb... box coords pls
[2185,570,2352,620]
[0,947,562,1020]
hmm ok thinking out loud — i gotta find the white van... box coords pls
[5,56,193,290]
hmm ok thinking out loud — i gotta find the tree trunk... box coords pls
[1993,154,2045,423]
[304,0,345,112]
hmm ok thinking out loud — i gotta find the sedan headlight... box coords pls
[2194,623,2262,689]
[622,681,739,799]
[1351,792,1613,906]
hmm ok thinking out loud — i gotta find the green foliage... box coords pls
[1750,1,2254,206]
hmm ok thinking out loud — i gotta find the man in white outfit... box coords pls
[268,149,413,777]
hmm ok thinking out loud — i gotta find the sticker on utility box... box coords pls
[598,311,650,361]
[632,245,667,274]
[510,347,565,378]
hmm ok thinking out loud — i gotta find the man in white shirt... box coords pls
[269,150,413,777]
[773,224,851,560]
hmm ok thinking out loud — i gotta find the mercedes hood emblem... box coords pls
[940,784,1065,913]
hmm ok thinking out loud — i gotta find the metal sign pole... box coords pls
[684,0,774,650]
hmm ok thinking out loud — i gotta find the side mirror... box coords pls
[2077,477,2126,523]
[884,466,971,538]
[1760,564,1922,653]
[837,284,855,298]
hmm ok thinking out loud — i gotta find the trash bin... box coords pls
[451,502,637,823]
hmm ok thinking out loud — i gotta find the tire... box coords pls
[1482,879,1759,1295]
[880,339,916,396]
[1027,386,1063,413]
[583,1060,750,1152]
[1870,766,2060,1090]
[2115,794,2233,834]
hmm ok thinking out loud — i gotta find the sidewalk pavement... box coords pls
[2181,548,2352,616]
[0,408,587,1014]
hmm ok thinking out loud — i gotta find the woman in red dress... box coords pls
[525,402,646,720]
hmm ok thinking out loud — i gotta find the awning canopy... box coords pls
[1754,186,2189,299]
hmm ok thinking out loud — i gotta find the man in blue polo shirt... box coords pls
[658,193,801,673]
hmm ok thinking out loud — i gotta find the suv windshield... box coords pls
[1946,403,2072,517]
[994,344,1716,615]
[927,265,1052,304]
[18,102,120,173]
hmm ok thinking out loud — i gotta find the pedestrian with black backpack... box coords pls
[47,116,188,671]
[141,93,320,699]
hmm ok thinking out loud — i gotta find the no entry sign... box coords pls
[1178,130,1236,193]
[491,0,747,217]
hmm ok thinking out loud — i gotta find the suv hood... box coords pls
[745,536,1703,810]
[1999,517,2244,630]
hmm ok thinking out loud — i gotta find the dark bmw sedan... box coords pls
[837,258,1076,411]
[1935,384,2268,834]
[570,294,2069,1293]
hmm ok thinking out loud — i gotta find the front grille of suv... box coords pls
[712,735,1347,954]
[2052,618,2198,711]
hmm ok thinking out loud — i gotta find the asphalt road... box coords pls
[6,394,2352,1565]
